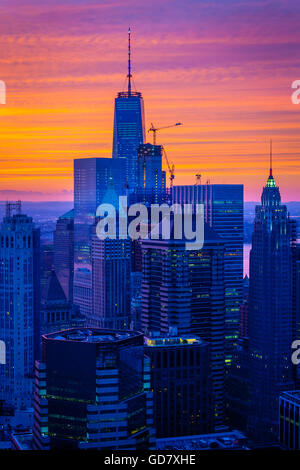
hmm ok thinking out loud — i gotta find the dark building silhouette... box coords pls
[40,270,85,336]
[40,244,54,303]
[172,184,243,366]
[279,391,300,449]
[141,223,225,429]
[54,209,74,302]
[137,144,163,204]
[33,328,155,450]
[227,337,250,432]
[145,332,212,438]
[73,157,126,320]
[247,156,294,443]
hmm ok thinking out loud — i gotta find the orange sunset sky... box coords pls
[0,0,299,202]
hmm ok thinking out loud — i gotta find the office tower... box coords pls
[54,209,74,302]
[279,391,300,449]
[0,202,40,411]
[40,244,54,303]
[172,184,243,365]
[73,157,126,319]
[145,331,212,438]
[112,29,145,190]
[91,236,131,329]
[33,328,155,450]
[137,144,163,204]
[247,155,294,443]
[141,224,226,428]
[40,270,85,336]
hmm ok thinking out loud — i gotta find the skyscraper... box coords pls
[248,149,294,443]
[73,157,126,319]
[279,391,300,449]
[91,235,131,329]
[112,29,145,190]
[33,328,155,450]
[172,184,243,365]
[54,209,74,302]
[40,270,85,336]
[136,143,163,204]
[145,332,212,438]
[141,223,226,428]
[0,202,40,411]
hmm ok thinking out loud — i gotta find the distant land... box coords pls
[0,200,299,245]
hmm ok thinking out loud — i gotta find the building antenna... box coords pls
[127,27,132,96]
[269,138,273,177]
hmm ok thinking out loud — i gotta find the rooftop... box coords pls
[44,327,142,344]
[156,430,248,451]
[145,335,202,348]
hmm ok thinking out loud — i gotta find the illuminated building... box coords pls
[145,332,212,437]
[279,391,300,449]
[141,223,226,428]
[172,184,243,365]
[33,328,155,450]
[112,29,145,191]
[247,153,294,443]
[136,144,163,205]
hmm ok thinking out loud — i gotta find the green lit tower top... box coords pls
[261,139,281,208]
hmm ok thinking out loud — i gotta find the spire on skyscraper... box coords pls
[127,27,132,96]
[266,139,276,188]
[269,139,273,177]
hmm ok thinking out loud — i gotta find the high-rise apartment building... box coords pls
[33,328,155,450]
[247,159,294,443]
[0,202,40,411]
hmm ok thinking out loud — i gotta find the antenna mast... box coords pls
[269,139,273,177]
[127,27,132,96]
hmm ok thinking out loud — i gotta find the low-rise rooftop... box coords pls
[44,327,141,343]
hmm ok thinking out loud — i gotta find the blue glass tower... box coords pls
[112,29,145,190]
[73,157,126,321]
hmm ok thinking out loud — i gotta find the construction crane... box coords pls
[195,174,202,185]
[148,122,182,145]
[162,147,175,188]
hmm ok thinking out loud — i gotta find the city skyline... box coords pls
[0,0,300,202]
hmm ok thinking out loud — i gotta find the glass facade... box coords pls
[112,91,145,191]
[172,184,244,365]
